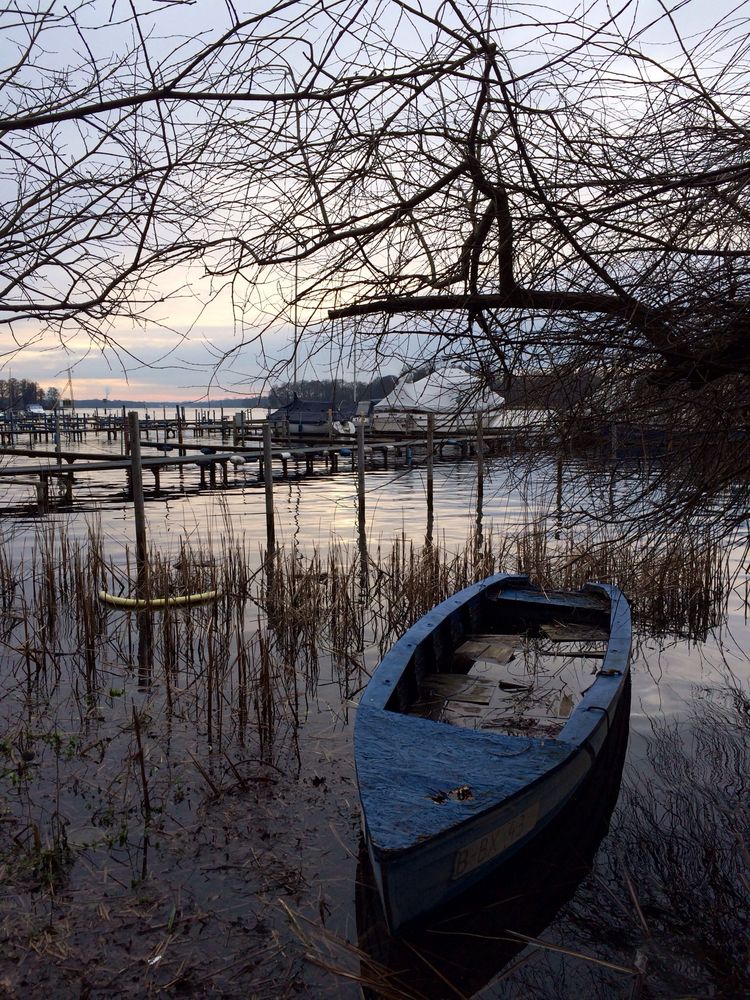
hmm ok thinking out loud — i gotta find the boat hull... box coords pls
[269,419,355,437]
[371,410,504,434]
[354,574,631,932]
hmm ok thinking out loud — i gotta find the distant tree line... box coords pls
[0,379,60,410]
[268,376,398,406]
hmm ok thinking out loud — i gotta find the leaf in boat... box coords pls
[558,691,575,718]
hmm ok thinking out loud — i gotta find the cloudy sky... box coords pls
[2,0,745,401]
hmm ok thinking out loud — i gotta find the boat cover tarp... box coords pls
[373,368,504,415]
[268,395,353,424]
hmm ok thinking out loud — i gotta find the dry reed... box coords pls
[0,513,744,998]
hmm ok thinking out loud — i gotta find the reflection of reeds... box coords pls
[607,678,750,996]
[0,513,744,997]
[0,519,734,749]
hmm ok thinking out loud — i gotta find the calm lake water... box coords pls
[0,420,747,998]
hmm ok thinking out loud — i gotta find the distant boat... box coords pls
[354,573,631,932]
[267,395,356,437]
[371,367,505,434]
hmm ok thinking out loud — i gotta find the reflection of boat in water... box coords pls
[354,574,631,932]
[267,396,356,437]
[356,677,631,999]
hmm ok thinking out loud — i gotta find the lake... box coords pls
[0,426,747,998]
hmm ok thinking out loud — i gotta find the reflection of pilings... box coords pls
[137,610,153,689]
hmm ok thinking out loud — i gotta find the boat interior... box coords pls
[401,585,612,739]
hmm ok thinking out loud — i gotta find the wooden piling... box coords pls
[176,406,185,455]
[426,413,434,543]
[357,420,366,544]
[262,421,275,551]
[36,474,49,512]
[128,411,150,600]
[475,417,484,547]
[610,422,619,460]
[54,409,62,466]
[356,420,369,587]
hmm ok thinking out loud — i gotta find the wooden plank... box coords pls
[540,623,609,642]
[455,639,516,665]
[537,648,606,659]
[491,586,609,612]
[466,633,526,643]
[421,674,495,705]
[469,659,533,688]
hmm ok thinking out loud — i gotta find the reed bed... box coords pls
[0,519,736,748]
[0,516,743,997]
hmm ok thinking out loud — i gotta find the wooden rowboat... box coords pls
[354,573,631,932]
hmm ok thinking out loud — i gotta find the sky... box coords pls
[2,0,746,402]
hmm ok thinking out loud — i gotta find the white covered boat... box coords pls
[371,368,505,434]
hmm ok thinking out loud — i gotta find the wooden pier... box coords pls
[0,406,556,516]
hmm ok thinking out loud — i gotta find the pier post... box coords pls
[610,422,619,460]
[177,406,185,455]
[475,417,484,548]
[54,409,62,466]
[426,413,434,543]
[263,421,275,551]
[357,420,366,540]
[356,420,369,588]
[36,474,49,512]
[128,411,150,600]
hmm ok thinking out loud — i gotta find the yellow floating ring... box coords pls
[98,589,220,609]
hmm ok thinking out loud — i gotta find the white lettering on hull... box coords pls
[452,801,540,879]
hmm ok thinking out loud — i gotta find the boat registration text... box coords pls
[452,801,540,878]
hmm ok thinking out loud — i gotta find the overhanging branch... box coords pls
[328,288,651,321]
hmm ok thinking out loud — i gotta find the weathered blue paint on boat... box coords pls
[354,573,631,932]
